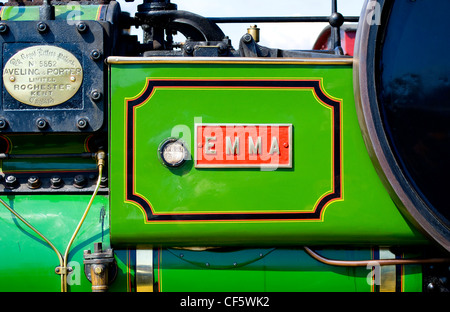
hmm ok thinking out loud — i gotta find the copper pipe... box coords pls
[304,246,450,267]
[62,151,105,291]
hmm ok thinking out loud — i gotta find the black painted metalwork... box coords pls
[355,0,450,251]
[0,20,107,133]
[377,0,450,227]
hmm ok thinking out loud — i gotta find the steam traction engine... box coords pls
[0,0,448,293]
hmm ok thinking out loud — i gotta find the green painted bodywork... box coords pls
[155,248,422,292]
[0,2,432,293]
[109,60,427,247]
[0,55,429,291]
[0,194,107,291]
[0,132,128,291]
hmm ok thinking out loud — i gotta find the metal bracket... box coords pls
[55,266,73,275]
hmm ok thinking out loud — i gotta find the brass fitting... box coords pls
[247,25,260,42]
[84,242,117,292]
[95,149,106,167]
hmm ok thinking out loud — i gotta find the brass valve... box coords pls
[247,25,260,42]
[83,242,117,292]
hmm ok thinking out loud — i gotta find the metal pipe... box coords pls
[0,152,97,159]
[0,150,105,292]
[62,151,105,291]
[304,246,450,267]
[208,16,359,24]
[0,197,65,290]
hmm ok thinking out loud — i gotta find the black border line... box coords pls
[125,79,341,222]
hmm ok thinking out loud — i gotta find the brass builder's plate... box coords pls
[3,45,83,107]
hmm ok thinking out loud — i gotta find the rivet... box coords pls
[9,76,15,82]
[90,49,101,60]
[0,118,8,130]
[0,23,8,33]
[90,89,101,101]
[76,22,88,33]
[70,76,76,82]
[283,142,289,148]
[36,118,48,130]
[77,118,88,129]
[37,22,48,33]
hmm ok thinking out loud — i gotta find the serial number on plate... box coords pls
[3,45,83,107]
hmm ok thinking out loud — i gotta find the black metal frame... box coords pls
[0,20,106,133]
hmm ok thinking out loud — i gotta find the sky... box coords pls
[118,0,366,50]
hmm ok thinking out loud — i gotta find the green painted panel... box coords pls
[155,248,422,292]
[0,5,106,21]
[0,194,126,292]
[109,60,427,247]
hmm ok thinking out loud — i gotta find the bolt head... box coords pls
[50,176,63,189]
[184,44,194,54]
[94,266,103,275]
[27,175,41,189]
[5,175,18,189]
[100,176,108,188]
[73,174,87,188]
[242,33,253,43]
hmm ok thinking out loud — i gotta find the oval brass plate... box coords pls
[3,45,83,107]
